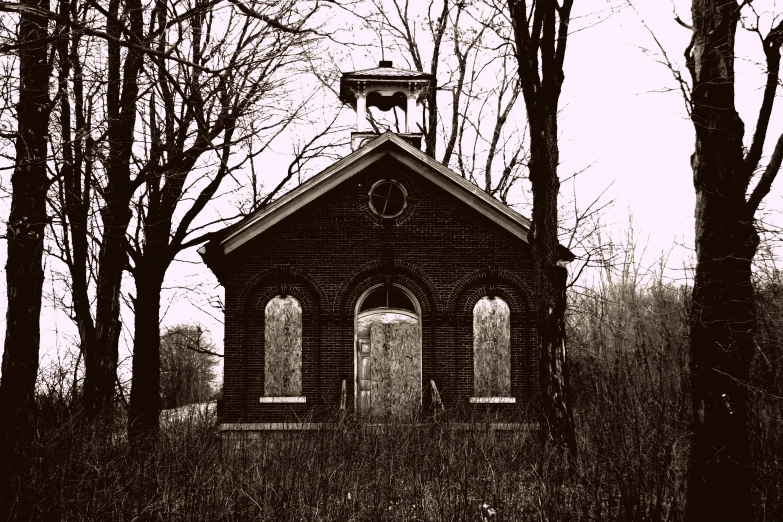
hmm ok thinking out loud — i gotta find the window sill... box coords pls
[469,397,516,404]
[259,396,307,404]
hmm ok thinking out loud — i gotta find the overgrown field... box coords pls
[3,410,689,522]
[2,276,782,521]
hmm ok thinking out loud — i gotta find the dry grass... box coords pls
[0,406,684,522]
[3,276,782,521]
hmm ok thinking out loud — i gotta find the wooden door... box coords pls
[357,338,372,411]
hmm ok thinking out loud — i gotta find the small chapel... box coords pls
[200,61,572,436]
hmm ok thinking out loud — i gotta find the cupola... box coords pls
[340,61,435,150]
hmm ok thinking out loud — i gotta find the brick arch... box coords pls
[343,275,435,323]
[237,264,327,316]
[445,267,534,316]
[459,285,520,316]
[335,258,440,316]
[448,268,538,406]
[235,266,325,419]
[248,284,318,320]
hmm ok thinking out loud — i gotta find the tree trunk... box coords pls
[0,0,51,442]
[128,268,164,444]
[84,197,132,420]
[529,115,578,456]
[687,225,756,522]
[57,0,99,400]
[82,0,144,421]
[506,0,577,456]
[686,1,755,518]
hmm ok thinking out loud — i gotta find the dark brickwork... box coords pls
[216,155,538,424]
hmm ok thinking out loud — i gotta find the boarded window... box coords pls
[264,296,302,397]
[473,297,511,397]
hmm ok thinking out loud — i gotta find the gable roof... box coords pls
[199,132,536,264]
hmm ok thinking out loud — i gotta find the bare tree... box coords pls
[506,0,578,456]
[0,0,55,446]
[47,0,102,425]
[362,0,527,201]
[43,0,220,425]
[684,2,783,520]
[125,0,332,443]
[160,325,218,409]
[79,0,147,422]
[365,0,448,158]
[35,0,340,439]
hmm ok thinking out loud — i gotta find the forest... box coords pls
[1,0,782,520]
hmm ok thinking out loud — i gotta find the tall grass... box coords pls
[750,254,783,519]
[567,274,691,522]
[1,407,685,522]
[3,268,782,521]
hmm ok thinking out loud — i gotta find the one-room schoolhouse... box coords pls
[200,61,572,438]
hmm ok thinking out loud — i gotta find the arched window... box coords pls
[358,285,416,314]
[473,297,511,398]
[263,296,303,399]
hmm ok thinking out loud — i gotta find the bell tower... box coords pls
[340,61,435,150]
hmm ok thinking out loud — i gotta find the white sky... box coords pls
[2,0,783,382]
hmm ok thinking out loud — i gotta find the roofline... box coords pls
[384,136,531,231]
[201,132,533,258]
[341,65,435,79]
[206,134,395,256]
[341,73,434,80]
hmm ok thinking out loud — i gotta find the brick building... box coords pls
[200,62,571,435]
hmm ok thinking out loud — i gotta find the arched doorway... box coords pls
[355,284,421,418]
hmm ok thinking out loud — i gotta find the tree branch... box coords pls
[225,0,316,34]
[0,1,222,73]
[747,131,783,215]
[743,19,783,180]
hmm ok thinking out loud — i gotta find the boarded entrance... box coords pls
[356,311,420,418]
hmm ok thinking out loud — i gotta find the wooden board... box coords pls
[368,321,421,418]
[264,296,302,396]
[473,297,511,397]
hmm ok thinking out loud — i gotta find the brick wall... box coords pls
[217,155,538,424]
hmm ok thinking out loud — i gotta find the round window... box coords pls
[368,180,407,218]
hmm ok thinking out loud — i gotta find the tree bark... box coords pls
[529,114,578,456]
[0,0,51,442]
[685,1,758,519]
[128,267,164,444]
